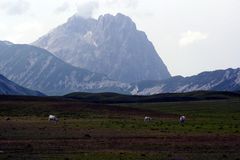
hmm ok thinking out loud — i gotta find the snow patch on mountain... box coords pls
[136,85,165,95]
[235,72,240,84]
[83,31,98,47]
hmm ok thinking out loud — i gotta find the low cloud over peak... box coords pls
[76,1,99,18]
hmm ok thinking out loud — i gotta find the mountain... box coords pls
[132,68,240,95]
[0,40,239,95]
[33,13,171,83]
[0,41,131,95]
[0,74,44,96]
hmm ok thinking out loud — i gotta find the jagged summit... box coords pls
[97,13,136,28]
[33,13,171,83]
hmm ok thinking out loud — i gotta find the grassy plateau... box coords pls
[0,91,239,160]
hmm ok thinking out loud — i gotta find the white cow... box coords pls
[179,115,186,125]
[48,115,58,123]
[144,116,152,122]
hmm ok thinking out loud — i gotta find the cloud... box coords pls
[104,0,139,9]
[101,0,139,9]
[76,1,99,18]
[179,31,208,47]
[125,0,139,8]
[0,24,7,32]
[55,2,70,13]
[0,0,30,15]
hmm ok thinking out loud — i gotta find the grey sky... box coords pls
[0,0,239,76]
[0,0,30,15]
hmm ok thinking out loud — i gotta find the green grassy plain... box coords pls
[0,94,239,160]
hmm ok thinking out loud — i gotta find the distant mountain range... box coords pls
[131,68,240,95]
[0,74,44,96]
[33,13,171,83]
[0,13,239,96]
[0,41,130,95]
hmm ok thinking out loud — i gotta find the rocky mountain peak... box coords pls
[33,13,171,83]
[97,13,136,32]
[61,14,96,34]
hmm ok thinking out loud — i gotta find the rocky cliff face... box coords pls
[33,13,171,83]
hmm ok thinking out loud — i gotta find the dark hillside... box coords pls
[64,91,240,103]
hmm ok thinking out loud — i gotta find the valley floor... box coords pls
[0,97,239,160]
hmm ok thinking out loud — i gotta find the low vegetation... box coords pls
[0,91,239,160]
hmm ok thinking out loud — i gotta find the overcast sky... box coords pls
[0,0,239,76]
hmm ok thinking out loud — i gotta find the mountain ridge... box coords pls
[132,68,240,95]
[64,90,240,103]
[0,41,131,95]
[0,74,44,96]
[33,13,171,83]
[1,12,239,96]
[0,40,239,96]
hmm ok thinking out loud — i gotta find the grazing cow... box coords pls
[179,115,186,125]
[48,115,58,123]
[144,116,152,122]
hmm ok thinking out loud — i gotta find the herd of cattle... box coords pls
[49,115,187,124]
